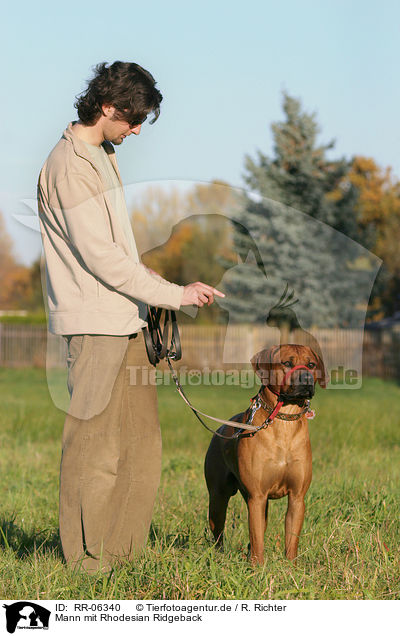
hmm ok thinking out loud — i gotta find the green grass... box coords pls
[0,369,399,599]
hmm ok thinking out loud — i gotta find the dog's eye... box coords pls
[282,361,292,368]
[307,362,316,369]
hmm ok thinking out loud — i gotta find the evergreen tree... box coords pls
[244,93,360,238]
[217,94,380,329]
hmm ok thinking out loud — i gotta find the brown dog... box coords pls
[204,344,327,564]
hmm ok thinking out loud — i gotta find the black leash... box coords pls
[142,306,182,366]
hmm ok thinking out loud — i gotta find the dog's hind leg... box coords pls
[204,435,238,548]
[207,487,233,547]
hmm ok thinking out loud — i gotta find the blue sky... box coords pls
[2,0,400,265]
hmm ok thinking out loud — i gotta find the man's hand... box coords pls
[181,282,225,307]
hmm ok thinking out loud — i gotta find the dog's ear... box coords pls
[311,350,329,388]
[251,345,280,384]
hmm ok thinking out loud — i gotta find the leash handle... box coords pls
[142,307,182,366]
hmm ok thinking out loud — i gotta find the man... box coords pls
[37,61,223,574]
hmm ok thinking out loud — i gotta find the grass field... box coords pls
[0,368,399,600]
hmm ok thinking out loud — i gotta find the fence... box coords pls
[0,322,399,380]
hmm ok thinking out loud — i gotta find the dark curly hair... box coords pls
[74,61,163,126]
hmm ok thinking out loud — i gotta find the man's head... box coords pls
[74,61,163,144]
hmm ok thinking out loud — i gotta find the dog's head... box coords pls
[251,344,328,403]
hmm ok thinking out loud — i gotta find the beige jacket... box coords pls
[37,123,184,335]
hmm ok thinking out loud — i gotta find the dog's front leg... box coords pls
[248,496,267,564]
[285,493,305,561]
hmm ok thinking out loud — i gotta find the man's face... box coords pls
[102,106,143,145]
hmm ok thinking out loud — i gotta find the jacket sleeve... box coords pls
[48,171,184,310]
[142,265,172,285]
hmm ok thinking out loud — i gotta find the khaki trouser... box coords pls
[60,331,161,574]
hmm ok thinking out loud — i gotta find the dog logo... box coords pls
[2,602,51,633]
[15,182,381,395]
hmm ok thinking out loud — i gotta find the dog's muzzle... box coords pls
[290,369,315,397]
[280,366,315,401]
